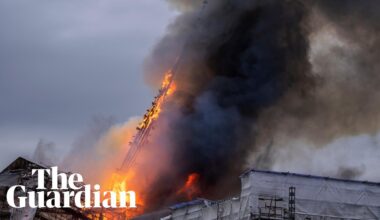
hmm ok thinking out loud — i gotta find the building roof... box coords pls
[240,169,380,186]
[169,198,214,210]
[0,156,46,174]
[0,157,48,187]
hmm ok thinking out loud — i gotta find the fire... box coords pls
[161,70,173,88]
[160,70,176,97]
[99,69,177,218]
[101,172,144,218]
[167,82,176,95]
[176,173,201,200]
[107,172,145,205]
[137,70,176,125]
[110,173,127,197]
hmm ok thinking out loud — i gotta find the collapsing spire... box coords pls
[119,60,179,171]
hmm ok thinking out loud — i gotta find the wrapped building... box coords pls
[157,170,380,220]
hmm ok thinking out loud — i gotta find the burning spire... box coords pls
[119,0,209,172]
[120,68,177,171]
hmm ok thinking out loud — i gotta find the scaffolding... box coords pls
[288,187,295,220]
[255,195,285,220]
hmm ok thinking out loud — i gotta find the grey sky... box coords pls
[0,0,176,168]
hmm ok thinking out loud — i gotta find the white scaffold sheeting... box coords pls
[164,170,380,220]
[240,170,380,220]
[169,198,242,220]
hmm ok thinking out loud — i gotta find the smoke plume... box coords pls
[61,116,138,184]
[143,0,380,207]
[32,139,58,166]
[60,115,173,206]
[47,0,380,211]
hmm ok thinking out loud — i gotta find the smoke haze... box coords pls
[32,139,58,167]
[142,0,380,206]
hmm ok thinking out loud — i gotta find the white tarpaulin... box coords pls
[240,170,380,220]
[165,170,380,220]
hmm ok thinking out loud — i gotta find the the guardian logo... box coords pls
[6,167,136,209]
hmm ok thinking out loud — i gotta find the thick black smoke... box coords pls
[145,0,313,207]
[144,0,380,209]
[256,0,380,145]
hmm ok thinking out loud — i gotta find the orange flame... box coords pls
[138,70,176,124]
[161,70,173,88]
[176,173,201,200]
[110,173,127,196]
[107,172,144,205]
[102,172,145,218]
[167,82,176,95]
[100,69,177,218]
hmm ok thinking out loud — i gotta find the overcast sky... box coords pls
[0,0,176,168]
